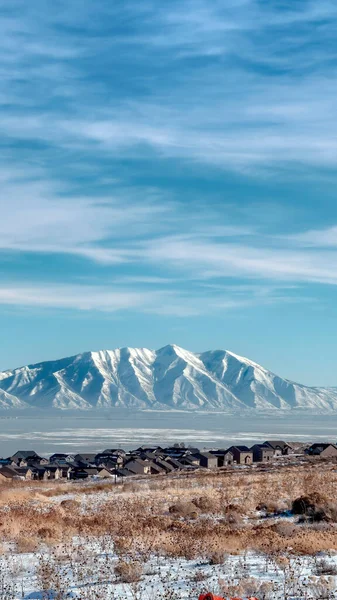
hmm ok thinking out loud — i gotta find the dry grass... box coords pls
[2,459,337,558]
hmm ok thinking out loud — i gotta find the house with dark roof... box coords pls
[74,453,98,465]
[263,441,293,456]
[124,458,152,475]
[95,453,124,467]
[165,457,186,470]
[227,446,253,465]
[10,451,41,466]
[49,453,68,463]
[251,444,274,463]
[151,458,174,473]
[97,467,115,479]
[0,466,21,481]
[192,452,218,469]
[209,449,234,467]
[102,449,126,457]
[306,443,337,458]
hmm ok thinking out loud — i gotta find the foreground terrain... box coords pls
[1,459,337,598]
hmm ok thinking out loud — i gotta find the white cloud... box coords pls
[142,235,337,285]
[0,167,169,263]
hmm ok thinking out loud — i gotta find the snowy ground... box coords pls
[1,540,337,599]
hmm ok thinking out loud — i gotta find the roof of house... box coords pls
[309,443,337,450]
[229,445,252,452]
[10,450,40,460]
[153,458,175,471]
[137,451,158,460]
[98,467,115,475]
[165,457,186,469]
[264,440,291,449]
[150,463,165,474]
[125,458,150,467]
[180,455,198,464]
[83,468,98,475]
[115,468,133,477]
[49,453,68,459]
[0,466,20,478]
[251,444,274,450]
[193,451,217,459]
[74,453,97,462]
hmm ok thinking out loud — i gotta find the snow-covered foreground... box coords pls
[2,462,337,599]
[1,541,337,599]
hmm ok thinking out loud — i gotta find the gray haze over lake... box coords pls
[0,410,336,456]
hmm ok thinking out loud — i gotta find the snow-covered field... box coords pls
[1,542,337,599]
[2,462,337,599]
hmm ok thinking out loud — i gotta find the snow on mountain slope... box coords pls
[0,388,27,409]
[200,349,337,411]
[0,344,336,411]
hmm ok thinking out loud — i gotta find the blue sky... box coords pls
[2,0,337,385]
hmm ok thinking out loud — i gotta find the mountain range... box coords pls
[0,344,336,411]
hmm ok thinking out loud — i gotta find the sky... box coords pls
[2,0,337,385]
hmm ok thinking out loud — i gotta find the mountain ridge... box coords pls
[0,344,336,412]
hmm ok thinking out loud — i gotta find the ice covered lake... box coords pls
[0,410,336,456]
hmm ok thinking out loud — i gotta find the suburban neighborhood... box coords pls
[0,439,334,483]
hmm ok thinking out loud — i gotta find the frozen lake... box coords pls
[0,410,337,456]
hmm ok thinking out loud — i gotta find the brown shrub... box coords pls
[59,499,80,509]
[16,536,39,553]
[168,501,200,518]
[272,521,296,537]
[192,495,218,513]
[208,551,225,564]
[114,558,143,583]
[292,493,325,515]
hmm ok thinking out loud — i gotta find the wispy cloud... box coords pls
[2,0,337,173]
[1,0,337,323]
[0,280,307,317]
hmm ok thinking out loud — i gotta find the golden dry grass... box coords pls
[1,458,337,557]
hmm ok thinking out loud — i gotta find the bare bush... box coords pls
[114,558,143,583]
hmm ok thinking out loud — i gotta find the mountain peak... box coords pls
[0,345,336,412]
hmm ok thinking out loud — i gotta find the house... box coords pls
[165,457,186,470]
[115,468,133,478]
[97,467,115,479]
[83,467,98,477]
[10,451,41,466]
[251,444,274,463]
[152,458,175,473]
[150,463,166,475]
[26,465,46,480]
[124,458,152,475]
[55,465,71,479]
[227,446,253,465]
[49,453,68,463]
[306,443,337,458]
[43,465,59,480]
[135,446,163,454]
[102,449,126,457]
[95,453,124,468]
[67,467,89,480]
[263,441,293,456]
[209,450,234,467]
[192,452,218,469]
[20,457,48,467]
[178,454,200,467]
[0,466,21,481]
[74,453,98,465]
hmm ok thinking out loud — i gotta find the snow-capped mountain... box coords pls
[0,344,336,411]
